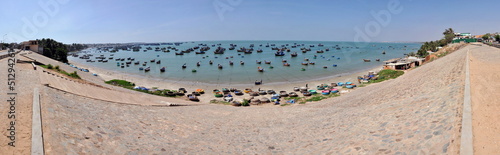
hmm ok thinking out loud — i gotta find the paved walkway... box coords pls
[469,43,500,154]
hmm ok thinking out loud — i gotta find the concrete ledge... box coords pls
[460,49,473,155]
[32,88,44,155]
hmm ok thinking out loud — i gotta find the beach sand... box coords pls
[69,59,384,104]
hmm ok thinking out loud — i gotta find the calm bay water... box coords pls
[68,41,421,84]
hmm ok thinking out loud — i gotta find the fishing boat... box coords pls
[302,91,312,96]
[165,91,175,96]
[283,62,290,66]
[301,68,306,71]
[282,59,287,62]
[288,92,298,97]
[214,92,223,97]
[192,69,197,72]
[301,62,308,65]
[187,94,199,101]
[291,52,298,57]
[156,60,161,64]
[182,63,187,69]
[323,66,328,69]
[256,60,262,64]
[309,62,315,65]
[218,64,223,69]
[321,90,330,95]
[244,88,252,93]
[195,89,205,94]
[330,88,339,93]
[234,90,244,95]
[316,50,324,53]
[209,60,213,65]
[230,88,237,92]
[264,61,271,64]
[376,59,380,61]
[195,51,205,54]
[279,91,288,97]
[255,80,262,85]
[222,88,230,93]
[229,61,234,65]
[249,92,259,96]
[382,51,386,54]
[175,52,184,55]
[363,59,371,62]
[257,66,264,72]
[275,50,285,56]
[160,67,166,72]
[308,89,317,94]
[144,67,151,72]
[139,67,144,70]
[346,85,354,89]
[196,61,201,66]
[257,49,263,53]
[258,90,267,95]
[267,90,276,94]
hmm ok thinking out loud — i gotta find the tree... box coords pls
[495,35,500,42]
[443,28,455,44]
[38,38,69,63]
[482,33,491,40]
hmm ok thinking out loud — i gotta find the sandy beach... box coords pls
[69,59,384,103]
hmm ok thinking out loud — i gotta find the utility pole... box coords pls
[2,34,6,50]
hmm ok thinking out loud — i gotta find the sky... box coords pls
[1,0,499,44]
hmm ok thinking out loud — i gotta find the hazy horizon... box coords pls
[1,0,499,44]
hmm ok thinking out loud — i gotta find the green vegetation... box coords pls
[417,28,455,57]
[241,99,250,106]
[38,38,70,63]
[482,33,491,40]
[43,63,81,79]
[105,79,178,98]
[495,35,500,43]
[369,69,404,83]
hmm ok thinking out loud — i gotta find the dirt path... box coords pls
[469,44,500,154]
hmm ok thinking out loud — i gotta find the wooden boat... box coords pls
[182,63,187,69]
[267,90,276,94]
[288,92,298,97]
[192,69,197,72]
[178,88,187,93]
[195,89,205,94]
[231,101,242,106]
[255,80,262,85]
[209,60,213,65]
[257,67,264,72]
[293,87,300,91]
[214,92,223,97]
[282,59,287,62]
[264,61,271,64]
[156,60,161,64]
[258,90,267,95]
[139,67,144,70]
[330,88,339,93]
[279,91,288,97]
[175,52,184,55]
[229,88,237,92]
[283,63,290,66]
[195,51,205,54]
[291,52,298,57]
[256,60,262,64]
[308,89,317,94]
[160,67,166,72]
[257,49,263,53]
[321,90,331,95]
[218,64,223,69]
[275,51,285,56]
[196,62,201,66]
[363,59,371,62]
[144,67,151,72]
[376,59,380,61]
[382,51,386,54]
[229,61,234,65]
[316,50,324,53]
[240,61,244,65]
[244,88,252,93]
[309,62,315,65]
[165,91,175,96]
[323,66,328,69]
[301,62,308,65]
[234,90,244,95]
[249,92,259,96]
[187,94,199,101]
[222,88,230,93]
[150,59,156,62]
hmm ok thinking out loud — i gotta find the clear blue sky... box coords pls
[1,0,499,44]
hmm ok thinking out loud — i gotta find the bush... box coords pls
[241,99,250,106]
[105,79,135,87]
[55,65,60,70]
[47,64,53,69]
[68,71,80,79]
[369,69,404,83]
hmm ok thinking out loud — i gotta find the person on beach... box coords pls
[306,84,308,88]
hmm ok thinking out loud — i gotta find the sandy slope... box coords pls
[469,44,500,154]
[36,44,472,154]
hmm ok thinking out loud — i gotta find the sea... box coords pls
[68,41,421,85]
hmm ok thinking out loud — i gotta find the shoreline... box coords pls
[69,59,383,93]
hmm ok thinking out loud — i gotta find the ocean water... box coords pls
[68,41,421,84]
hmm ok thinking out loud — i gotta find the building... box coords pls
[454,33,472,39]
[21,40,43,54]
[383,57,425,70]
